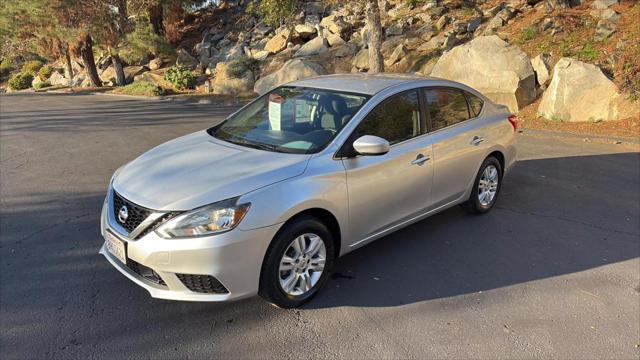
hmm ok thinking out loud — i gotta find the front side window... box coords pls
[425,88,470,131]
[354,91,421,145]
[210,87,369,154]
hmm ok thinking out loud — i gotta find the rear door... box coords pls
[341,90,434,245]
[423,88,489,207]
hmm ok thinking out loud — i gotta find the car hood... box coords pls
[112,130,310,210]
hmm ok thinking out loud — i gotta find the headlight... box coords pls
[155,198,250,239]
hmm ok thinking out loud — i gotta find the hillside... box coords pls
[3,0,639,138]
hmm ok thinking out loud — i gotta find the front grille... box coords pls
[176,274,229,294]
[128,259,167,286]
[112,191,152,233]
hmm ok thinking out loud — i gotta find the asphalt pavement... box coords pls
[1,93,639,359]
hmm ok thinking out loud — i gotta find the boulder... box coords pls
[294,36,329,57]
[538,57,639,122]
[332,44,356,58]
[435,15,450,31]
[149,58,164,70]
[431,36,537,112]
[134,69,173,89]
[324,31,346,47]
[254,59,326,95]
[595,19,617,40]
[320,14,351,38]
[265,28,291,54]
[294,24,317,39]
[176,49,198,70]
[467,16,483,33]
[592,0,617,9]
[385,22,405,36]
[48,70,69,86]
[545,0,582,10]
[352,48,370,71]
[251,50,270,61]
[100,65,147,85]
[385,44,407,67]
[212,61,255,96]
[531,53,551,87]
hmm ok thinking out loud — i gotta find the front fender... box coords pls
[237,157,348,249]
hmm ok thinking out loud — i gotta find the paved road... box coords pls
[1,93,639,359]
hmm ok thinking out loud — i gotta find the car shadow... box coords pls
[305,152,640,309]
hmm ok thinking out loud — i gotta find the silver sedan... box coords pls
[100,74,517,308]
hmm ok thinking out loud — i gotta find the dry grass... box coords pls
[519,98,640,139]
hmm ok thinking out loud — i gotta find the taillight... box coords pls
[508,115,518,132]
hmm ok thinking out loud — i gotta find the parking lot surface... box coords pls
[1,93,639,359]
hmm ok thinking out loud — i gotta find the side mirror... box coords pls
[352,135,390,156]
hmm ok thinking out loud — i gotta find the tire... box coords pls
[259,215,335,308]
[462,156,503,214]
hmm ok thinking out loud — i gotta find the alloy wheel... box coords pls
[478,164,499,206]
[278,233,326,296]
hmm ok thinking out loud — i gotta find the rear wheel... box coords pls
[259,216,335,308]
[462,156,502,214]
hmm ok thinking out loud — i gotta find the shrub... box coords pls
[520,27,536,42]
[21,60,44,75]
[113,81,166,96]
[38,65,54,80]
[247,0,299,27]
[34,80,51,90]
[8,72,34,90]
[164,65,195,90]
[227,56,260,79]
[119,22,174,64]
[0,58,14,77]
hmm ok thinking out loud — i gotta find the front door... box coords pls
[341,90,434,247]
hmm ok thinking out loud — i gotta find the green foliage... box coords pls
[38,64,54,80]
[578,42,599,62]
[0,58,14,77]
[21,60,43,75]
[164,65,195,90]
[8,72,34,90]
[227,56,260,79]
[113,81,166,96]
[248,0,299,27]
[118,22,174,64]
[520,27,536,42]
[34,80,50,89]
[405,0,423,7]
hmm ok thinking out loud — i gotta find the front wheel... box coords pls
[462,156,503,214]
[259,216,335,308]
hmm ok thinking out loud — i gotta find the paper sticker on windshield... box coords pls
[268,94,283,131]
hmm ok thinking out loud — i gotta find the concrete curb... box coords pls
[520,128,640,145]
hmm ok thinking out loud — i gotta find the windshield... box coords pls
[209,86,370,154]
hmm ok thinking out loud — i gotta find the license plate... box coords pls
[105,231,126,264]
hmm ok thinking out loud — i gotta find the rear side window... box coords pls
[465,92,484,117]
[355,91,421,145]
[424,88,470,131]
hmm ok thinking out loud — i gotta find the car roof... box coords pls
[286,73,457,96]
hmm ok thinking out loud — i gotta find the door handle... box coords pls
[411,154,430,165]
[471,136,485,146]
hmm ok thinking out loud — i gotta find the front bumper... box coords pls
[99,197,280,301]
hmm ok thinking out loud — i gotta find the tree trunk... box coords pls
[149,4,165,36]
[366,0,384,73]
[62,44,74,81]
[78,34,102,87]
[112,54,126,86]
